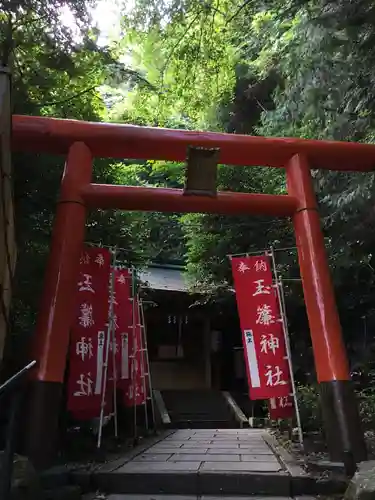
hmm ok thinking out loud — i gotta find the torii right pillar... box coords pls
[286,154,367,465]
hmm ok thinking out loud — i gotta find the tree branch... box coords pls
[225,0,252,25]
[34,84,98,108]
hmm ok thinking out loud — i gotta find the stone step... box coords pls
[83,495,309,500]
[73,465,347,499]
[44,430,348,499]
[90,470,291,497]
[78,430,291,497]
[161,390,235,427]
[169,420,238,429]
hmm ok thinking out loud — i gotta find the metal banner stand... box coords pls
[136,297,149,430]
[111,263,119,440]
[139,298,156,430]
[131,266,138,443]
[129,274,156,437]
[97,247,118,448]
[268,246,304,448]
[95,259,154,443]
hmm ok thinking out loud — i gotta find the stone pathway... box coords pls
[125,429,283,473]
[49,429,348,498]
[88,429,300,496]
[97,496,300,500]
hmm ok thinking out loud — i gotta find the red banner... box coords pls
[123,297,147,407]
[67,247,113,419]
[231,255,291,400]
[108,269,147,407]
[109,268,132,389]
[269,395,294,420]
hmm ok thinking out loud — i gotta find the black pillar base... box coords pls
[23,380,63,470]
[319,380,367,465]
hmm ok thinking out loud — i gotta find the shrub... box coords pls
[296,384,322,433]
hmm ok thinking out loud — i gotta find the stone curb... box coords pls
[262,431,307,477]
[94,430,176,473]
[39,430,176,493]
[262,432,348,496]
[91,470,292,496]
[305,459,345,474]
[197,471,290,496]
[70,430,176,490]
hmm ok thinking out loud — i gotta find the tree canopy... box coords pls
[5,0,375,379]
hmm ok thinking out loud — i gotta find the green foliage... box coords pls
[296,380,375,438]
[110,1,238,128]
[7,1,158,347]
[8,0,375,390]
[296,384,322,433]
[359,386,375,431]
[181,164,291,296]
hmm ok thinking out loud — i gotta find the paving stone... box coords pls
[117,461,202,473]
[202,497,292,500]
[181,442,214,447]
[237,440,268,444]
[149,441,182,449]
[200,461,283,472]
[164,434,193,441]
[95,471,200,495]
[216,429,261,433]
[209,443,240,448]
[188,433,216,436]
[198,471,291,497]
[208,447,272,454]
[106,496,198,500]
[209,438,242,442]
[212,434,245,441]
[171,454,240,462]
[216,435,258,439]
[145,448,209,454]
[164,437,192,442]
[173,431,195,434]
[133,453,172,462]
[89,429,300,497]
[240,454,280,462]
[236,449,273,454]
[239,445,272,452]
[215,431,260,434]
[203,443,239,448]
[236,437,266,441]
[206,448,246,455]
[187,437,216,441]
[103,496,294,499]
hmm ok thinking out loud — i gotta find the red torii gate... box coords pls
[13,115,372,467]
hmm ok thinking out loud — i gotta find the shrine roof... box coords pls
[139,265,188,292]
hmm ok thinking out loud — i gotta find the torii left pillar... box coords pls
[26,143,92,468]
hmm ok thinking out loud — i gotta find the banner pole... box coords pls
[137,298,149,431]
[131,266,138,442]
[268,246,304,447]
[140,299,156,429]
[97,247,117,449]
[111,251,119,439]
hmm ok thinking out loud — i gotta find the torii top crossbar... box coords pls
[12,114,375,171]
[20,113,369,468]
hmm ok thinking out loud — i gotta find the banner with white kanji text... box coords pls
[107,268,147,407]
[67,247,113,419]
[269,395,294,420]
[231,255,291,400]
[108,268,133,391]
[122,296,147,407]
